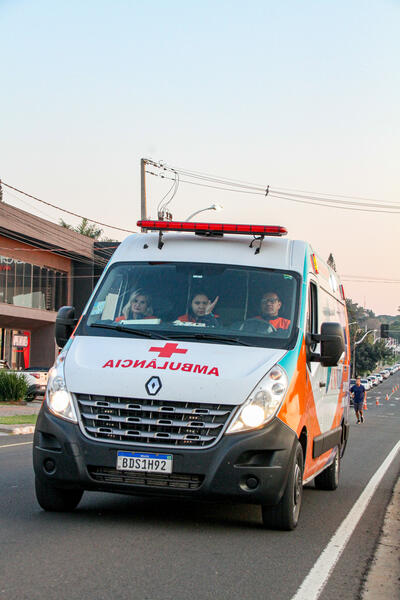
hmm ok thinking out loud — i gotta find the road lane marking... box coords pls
[291,440,400,600]
[0,441,33,449]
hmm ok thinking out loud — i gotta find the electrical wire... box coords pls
[3,188,56,220]
[1,181,137,234]
[147,170,400,214]
[165,163,400,206]
[157,168,180,215]
[148,162,400,211]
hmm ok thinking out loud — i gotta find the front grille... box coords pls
[88,466,204,490]
[75,393,237,448]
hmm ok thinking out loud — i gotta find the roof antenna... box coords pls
[249,235,264,255]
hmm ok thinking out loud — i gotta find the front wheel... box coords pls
[35,476,83,512]
[261,442,304,531]
[314,446,340,491]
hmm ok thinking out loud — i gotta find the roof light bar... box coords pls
[137,220,287,237]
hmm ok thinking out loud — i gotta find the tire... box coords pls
[35,476,83,512]
[25,385,36,402]
[314,446,340,491]
[261,442,304,531]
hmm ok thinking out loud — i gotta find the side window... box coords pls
[307,282,318,352]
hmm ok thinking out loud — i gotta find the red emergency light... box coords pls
[137,220,288,237]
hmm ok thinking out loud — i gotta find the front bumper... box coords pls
[33,405,298,506]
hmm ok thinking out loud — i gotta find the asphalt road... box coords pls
[1,374,399,600]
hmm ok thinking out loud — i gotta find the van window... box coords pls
[83,262,300,349]
[307,281,318,352]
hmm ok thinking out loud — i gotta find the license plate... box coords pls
[116,451,173,474]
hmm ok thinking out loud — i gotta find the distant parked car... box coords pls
[367,375,378,387]
[23,367,48,399]
[380,370,390,379]
[360,378,371,391]
[373,373,383,383]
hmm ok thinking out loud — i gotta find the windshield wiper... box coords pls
[170,332,251,346]
[89,322,168,339]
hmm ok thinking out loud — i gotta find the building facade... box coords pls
[0,202,114,369]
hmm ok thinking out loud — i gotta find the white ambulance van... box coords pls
[33,219,350,530]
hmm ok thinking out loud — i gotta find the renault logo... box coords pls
[145,376,162,396]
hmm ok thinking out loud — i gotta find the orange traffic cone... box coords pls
[385,394,389,402]
[363,398,368,410]
[376,397,380,405]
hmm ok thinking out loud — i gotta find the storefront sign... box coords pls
[12,334,29,348]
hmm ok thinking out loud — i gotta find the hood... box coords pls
[65,336,286,406]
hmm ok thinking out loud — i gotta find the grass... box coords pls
[0,415,38,425]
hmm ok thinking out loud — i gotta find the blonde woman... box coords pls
[115,289,155,321]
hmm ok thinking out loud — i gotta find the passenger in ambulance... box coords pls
[115,289,156,322]
[177,292,220,327]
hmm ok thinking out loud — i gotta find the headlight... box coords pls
[46,358,77,423]
[226,365,288,434]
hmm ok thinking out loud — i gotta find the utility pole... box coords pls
[140,159,147,225]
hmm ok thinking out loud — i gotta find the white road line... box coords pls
[0,441,33,449]
[291,440,400,600]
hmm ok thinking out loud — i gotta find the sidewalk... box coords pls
[362,476,400,598]
[0,400,42,435]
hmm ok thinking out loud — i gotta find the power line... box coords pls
[165,163,400,206]
[1,181,137,234]
[147,170,400,214]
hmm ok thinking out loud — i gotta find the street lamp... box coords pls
[185,204,223,222]
[353,329,376,377]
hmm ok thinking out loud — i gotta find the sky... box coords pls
[1,0,399,315]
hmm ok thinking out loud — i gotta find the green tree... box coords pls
[355,339,393,375]
[59,217,103,240]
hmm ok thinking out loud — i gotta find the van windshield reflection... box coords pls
[84,262,300,349]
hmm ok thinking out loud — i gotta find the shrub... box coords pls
[0,371,29,403]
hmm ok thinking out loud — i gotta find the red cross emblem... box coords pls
[149,343,188,358]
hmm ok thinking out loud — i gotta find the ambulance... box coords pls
[33,219,350,530]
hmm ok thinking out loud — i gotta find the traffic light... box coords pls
[380,324,389,338]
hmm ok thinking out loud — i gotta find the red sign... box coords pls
[102,358,219,376]
[149,343,188,358]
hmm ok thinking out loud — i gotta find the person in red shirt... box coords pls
[177,293,220,327]
[255,291,291,330]
[115,289,156,321]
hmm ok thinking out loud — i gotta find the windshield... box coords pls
[82,262,300,349]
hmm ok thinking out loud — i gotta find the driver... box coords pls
[254,291,291,330]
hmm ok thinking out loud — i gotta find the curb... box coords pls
[0,425,35,435]
[362,476,400,599]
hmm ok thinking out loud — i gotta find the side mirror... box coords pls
[306,322,345,367]
[320,322,345,367]
[55,306,78,348]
